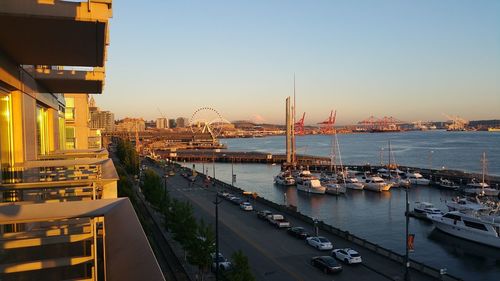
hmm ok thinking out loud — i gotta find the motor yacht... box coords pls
[406,172,430,185]
[428,211,500,248]
[413,202,443,219]
[345,177,364,190]
[274,171,295,186]
[325,183,346,195]
[361,176,391,192]
[295,170,326,194]
[438,178,459,190]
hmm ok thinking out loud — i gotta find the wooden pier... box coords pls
[154,150,330,166]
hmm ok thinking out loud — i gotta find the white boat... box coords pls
[345,177,364,190]
[464,181,499,197]
[428,211,500,248]
[325,183,346,195]
[297,178,326,194]
[438,178,459,190]
[361,176,391,192]
[274,171,295,186]
[463,153,499,197]
[446,197,492,214]
[406,172,430,185]
[388,176,411,188]
[413,202,443,218]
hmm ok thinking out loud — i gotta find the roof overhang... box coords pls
[0,0,112,67]
[31,67,105,94]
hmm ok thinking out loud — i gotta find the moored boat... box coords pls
[428,211,500,248]
[325,183,346,195]
[413,202,443,219]
[438,178,459,190]
[406,172,430,185]
[361,176,391,192]
[345,177,364,190]
[274,171,296,186]
[297,178,326,194]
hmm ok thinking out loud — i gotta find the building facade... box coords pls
[0,1,163,280]
[115,118,146,132]
[156,117,168,129]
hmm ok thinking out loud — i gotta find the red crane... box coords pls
[318,110,337,134]
[294,112,306,135]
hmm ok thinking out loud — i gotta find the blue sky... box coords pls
[95,0,500,125]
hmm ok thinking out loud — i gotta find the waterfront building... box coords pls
[115,117,146,132]
[0,1,163,280]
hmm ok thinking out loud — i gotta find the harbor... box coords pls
[173,131,500,281]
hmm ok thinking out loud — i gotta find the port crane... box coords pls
[294,112,306,135]
[358,116,404,132]
[442,113,468,131]
[318,110,337,134]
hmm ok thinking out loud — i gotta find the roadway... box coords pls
[146,161,439,281]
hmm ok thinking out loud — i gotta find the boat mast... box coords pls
[481,152,487,185]
[292,73,296,167]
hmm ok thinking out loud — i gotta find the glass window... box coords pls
[1,93,13,169]
[36,105,49,155]
[64,97,75,121]
[65,126,76,149]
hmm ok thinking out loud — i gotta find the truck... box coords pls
[267,214,290,228]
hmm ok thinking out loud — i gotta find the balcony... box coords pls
[28,66,105,94]
[1,158,118,203]
[0,0,112,67]
[0,198,165,281]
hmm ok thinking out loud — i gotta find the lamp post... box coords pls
[404,185,411,281]
[163,175,168,202]
[213,189,222,281]
[429,150,434,170]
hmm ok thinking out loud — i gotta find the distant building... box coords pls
[156,117,168,129]
[168,118,176,128]
[176,117,189,128]
[115,118,145,132]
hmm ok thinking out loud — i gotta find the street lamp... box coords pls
[163,175,168,202]
[404,185,411,281]
[213,186,222,281]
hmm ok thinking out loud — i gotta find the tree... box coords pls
[141,169,166,208]
[186,219,215,281]
[225,250,255,281]
[166,199,197,247]
[116,138,139,174]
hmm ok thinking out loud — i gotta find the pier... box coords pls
[154,150,331,166]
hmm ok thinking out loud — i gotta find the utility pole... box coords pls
[405,185,411,281]
[231,157,235,186]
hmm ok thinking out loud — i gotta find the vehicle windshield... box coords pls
[350,253,360,257]
[318,238,329,243]
[294,227,304,231]
[322,257,338,266]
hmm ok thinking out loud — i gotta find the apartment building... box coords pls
[0,1,163,280]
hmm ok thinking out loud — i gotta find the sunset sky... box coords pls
[95,0,500,125]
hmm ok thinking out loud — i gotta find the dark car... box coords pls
[310,256,343,274]
[257,210,272,220]
[287,226,310,239]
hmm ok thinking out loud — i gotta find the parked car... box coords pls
[306,236,333,250]
[211,253,232,271]
[331,248,362,264]
[240,202,253,211]
[257,210,272,220]
[310,256,342,274]
[287,226,310,239]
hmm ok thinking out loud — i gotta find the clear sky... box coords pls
[95,0,500,125]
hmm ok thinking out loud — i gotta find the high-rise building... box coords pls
[115,118,146,132]
[0,2,162,280]
[168,118,177,128]
[176,117,189,128]
[156,117,168,129]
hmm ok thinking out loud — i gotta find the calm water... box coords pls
[186,131,500,281]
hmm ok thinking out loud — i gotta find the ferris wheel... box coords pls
[189,107,229,139]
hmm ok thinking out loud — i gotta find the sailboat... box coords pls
[324,131,347,195]
[385,140,410,188]
[464,153,499,197]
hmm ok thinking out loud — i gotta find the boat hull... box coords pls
[297,184,326,194]
[430,219,500,248]
[364,183,391,192]
[346,183,364,190]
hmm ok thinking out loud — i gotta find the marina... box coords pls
[179,131,500,281]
